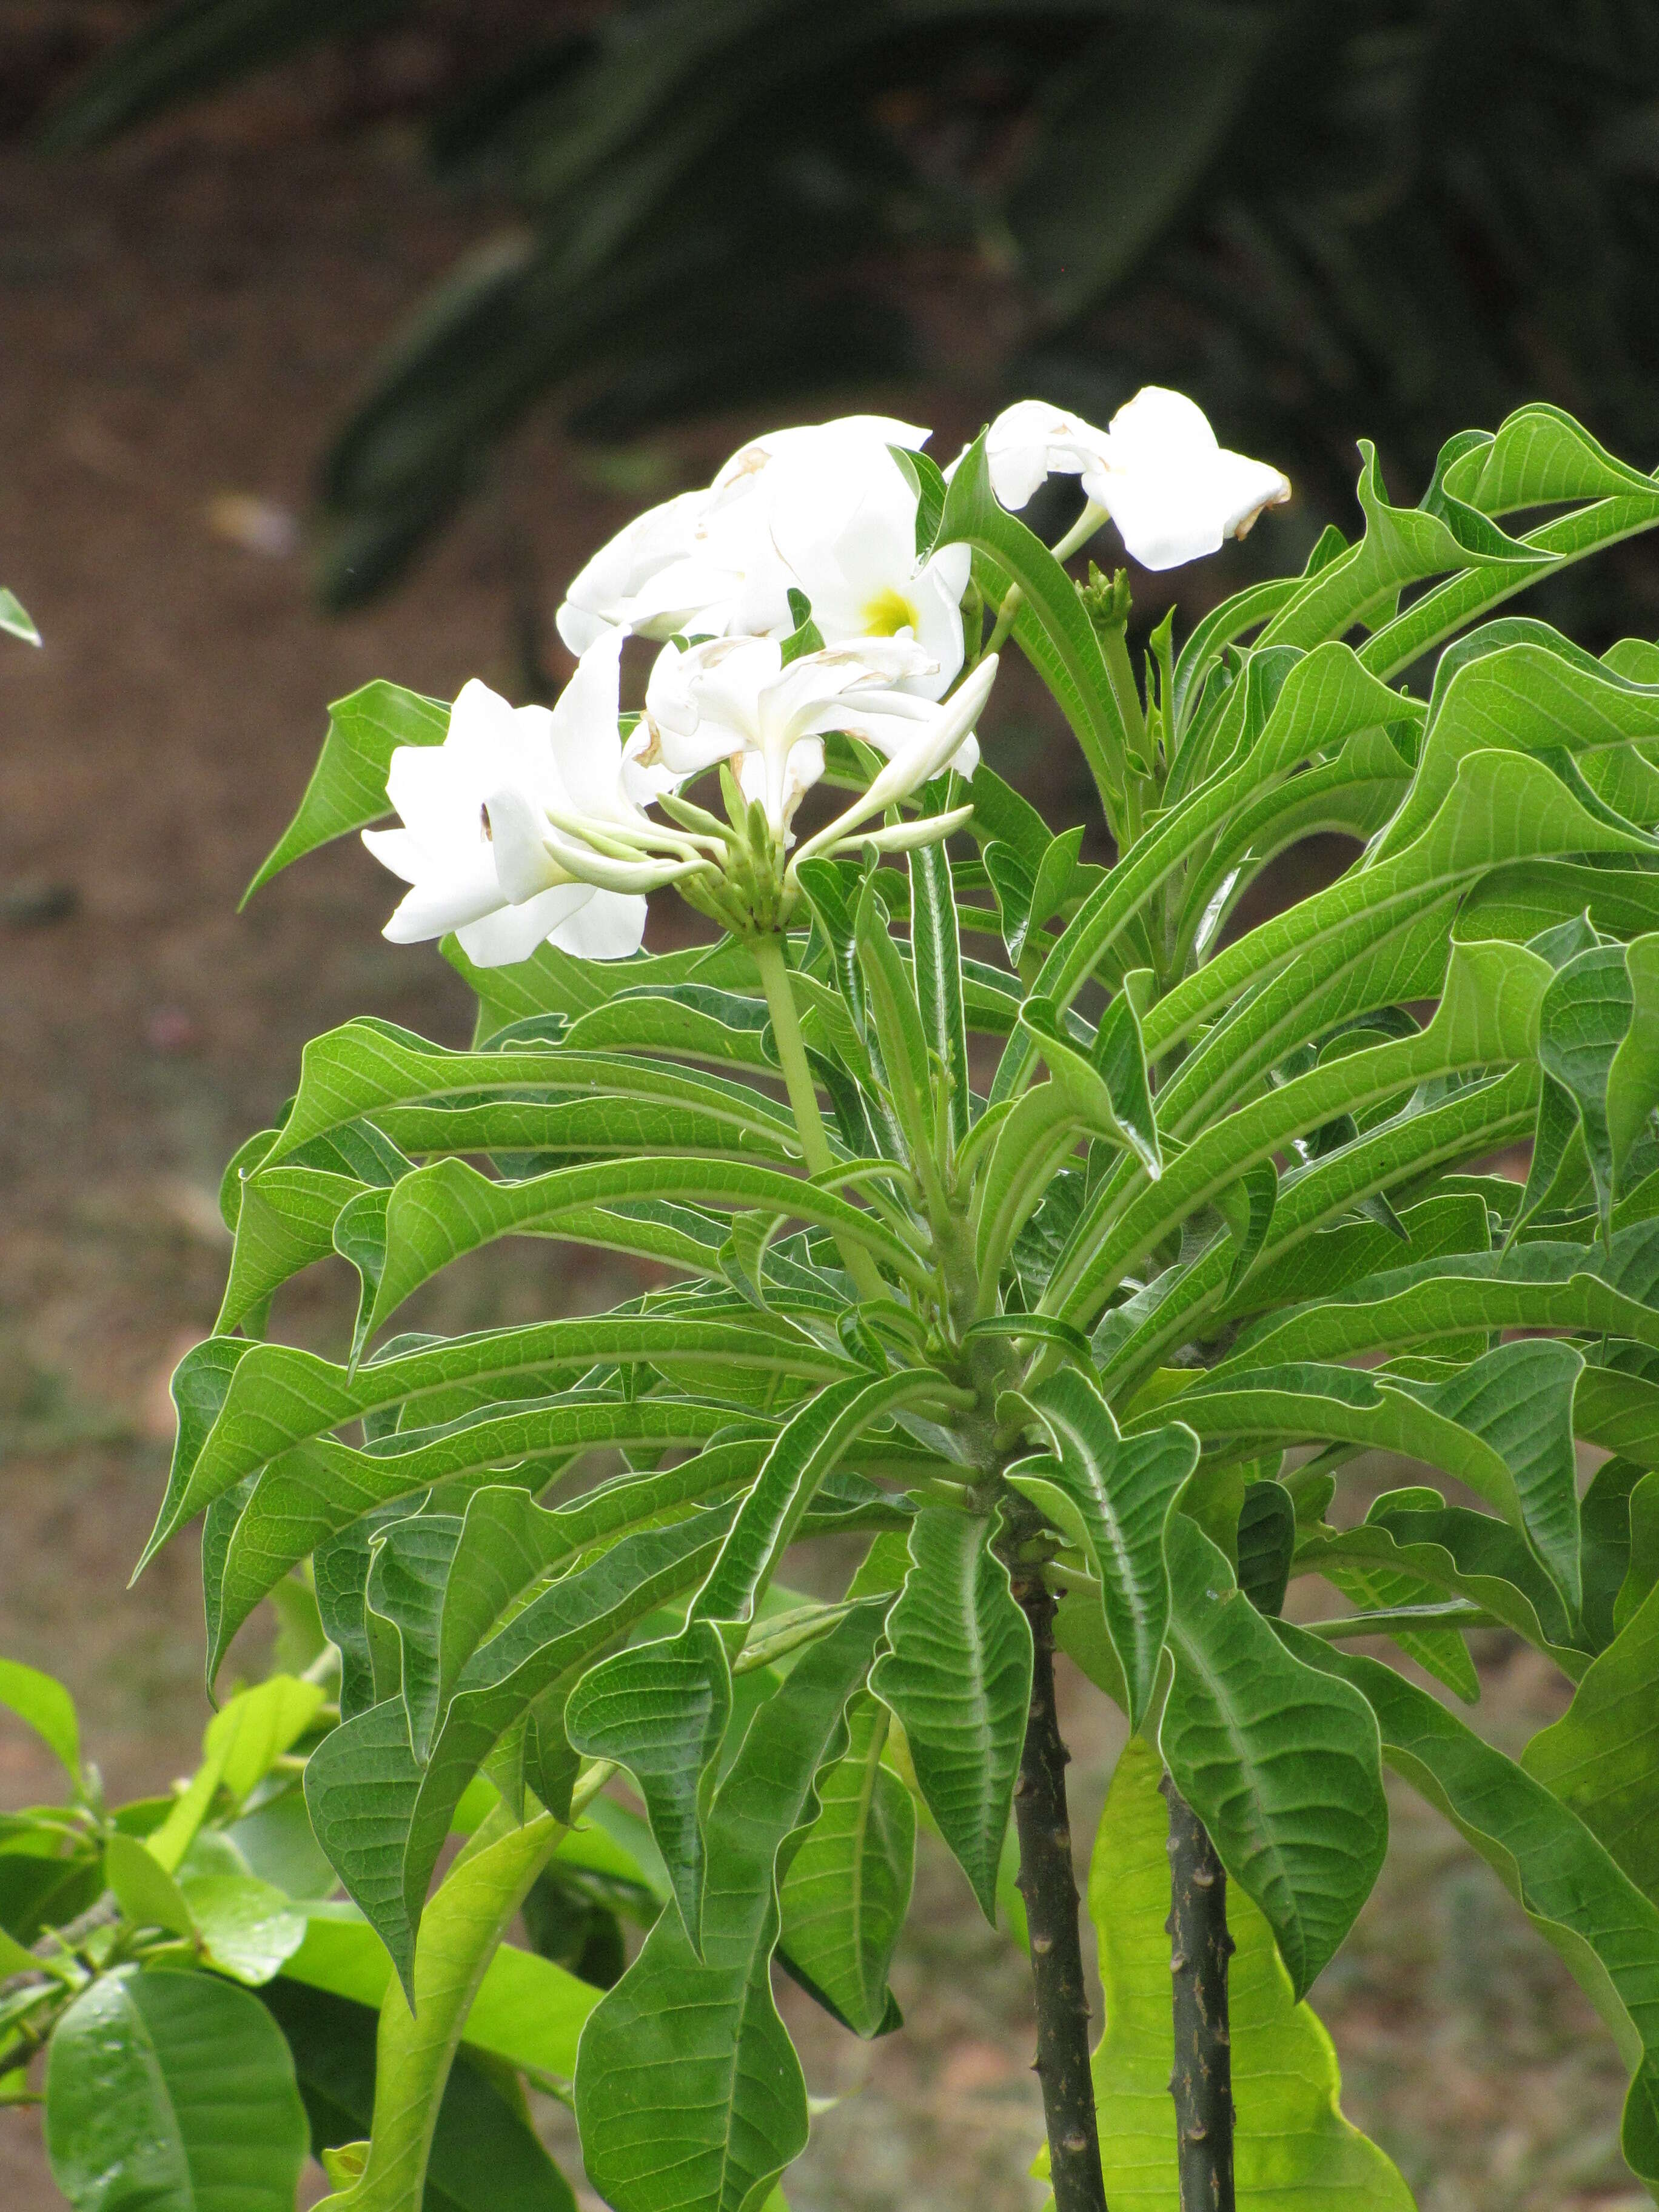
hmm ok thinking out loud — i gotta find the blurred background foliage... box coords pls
[32,0,1659,636]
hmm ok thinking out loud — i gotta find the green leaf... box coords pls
[575,1606,884,2212]
[143,1314,848,1561]
[1236,1480,1296,1619]
[0,588,41,646]
[568,1370,939,1947]
[1537,942,1636,1225]
[216,1165,368,1334]
[245,682,447,901]
[1261,437,1555,654]
[1523,1581,1659,1906]
[306,1509,733,1983]
[45,1966,308,2212]
[181,1872,308,1986]
[104,1833,195,1939]
[777,1690,913,2039]
[936,432,1130,811]
[0,1658,79,1785]
[870,1507,1033,1922]
[1079,1735,1414,2210]
[1289,1629,1659,2188]
[855,874,935,1168]
[1161,1515,1388,2000]
[212,1406,765,1674]
[338,1154,919,1352]
[1008,1372,1196,1729]
[1018,993,1160,1178]
[1611,935,1659,1190]
[909,831,970,1150]
[1162,1338,1586,1618]
[1297,1500,1583,1672]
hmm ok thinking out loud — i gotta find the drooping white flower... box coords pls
[641,631,984,841]
[555,415,971,695]
[983,387,1290,570]
[362,643,655,967]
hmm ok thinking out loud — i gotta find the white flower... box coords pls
[362,643,654,968]
[642,631,985,840]
[983,387,1290,570]
[555,415,971,697]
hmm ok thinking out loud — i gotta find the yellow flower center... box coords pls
[862,587,919,637]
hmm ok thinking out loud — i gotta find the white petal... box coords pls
[556,601,611,655]
[557,490,708,641]
[457,884,594,968]
[358,825,423,887]
[481,783,575,905]
[1080,386,1290,570]
[985,400,1110,509]
[379,860,506,943]
[548,630,638,824]
[548,890,648,960]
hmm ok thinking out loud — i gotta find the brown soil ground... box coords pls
[0,87,1644,2212]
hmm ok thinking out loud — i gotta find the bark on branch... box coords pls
[1010,1570,1108,2212]
[1161,1775,1236,2212]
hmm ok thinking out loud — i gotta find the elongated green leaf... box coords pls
[568,1370,938,1946]
[1290,1630,1659,2187]
[910,830,970,1150]
[1611,936,1659,1190]
[1260,438,1555,654]
[46,1966,309,2212]
[1009,1372,1196,1728]
[1078,1735,1414,2210]
[0,587,41,645]
[1523,1581,1659,1905]
[1164,1338,1584,1614]
[777,1689,913,2038]
[1059,937,1553,1323]
[211,1408,766,1676]
[305,1508,734,1981]
[246,682,447,901]
[215,1165,366,1333]
[344,1155,922,1347]
[937,432,1130,809]
[1228,1219,1659,1368]
[1019,993,1159,1177]
[871,1507,1032,1922]
[144,1314,847,1561]
[1537,942,1637,1224]
[1161,1515,1387,1999]
[1298,1499,1583,1671]
[264,1021,798,1168]
[561,984,774,1071]
[575,1606,885,2212]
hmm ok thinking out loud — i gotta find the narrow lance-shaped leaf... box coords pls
[1522,1582,1659,1907]
[574,1605,886,2212]
[566,1370,942,1951]
[1161,1513,1389,2000]
[1006,1370,1197,1729]
[871,1507,1033,1923]
[777,1689,914,2039]
[1289,1627,1659,2188]
[245,681,446,901]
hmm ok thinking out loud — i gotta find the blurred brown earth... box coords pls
[0,68,1643,2212]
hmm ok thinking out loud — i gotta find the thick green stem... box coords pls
[1010,1569,1109,2212]
[751,933,888,1302]
[1161,1775,1236,2212]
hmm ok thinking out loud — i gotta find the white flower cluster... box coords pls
[365,390,1288,966]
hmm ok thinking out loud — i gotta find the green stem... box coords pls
[751,933,888,1302]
